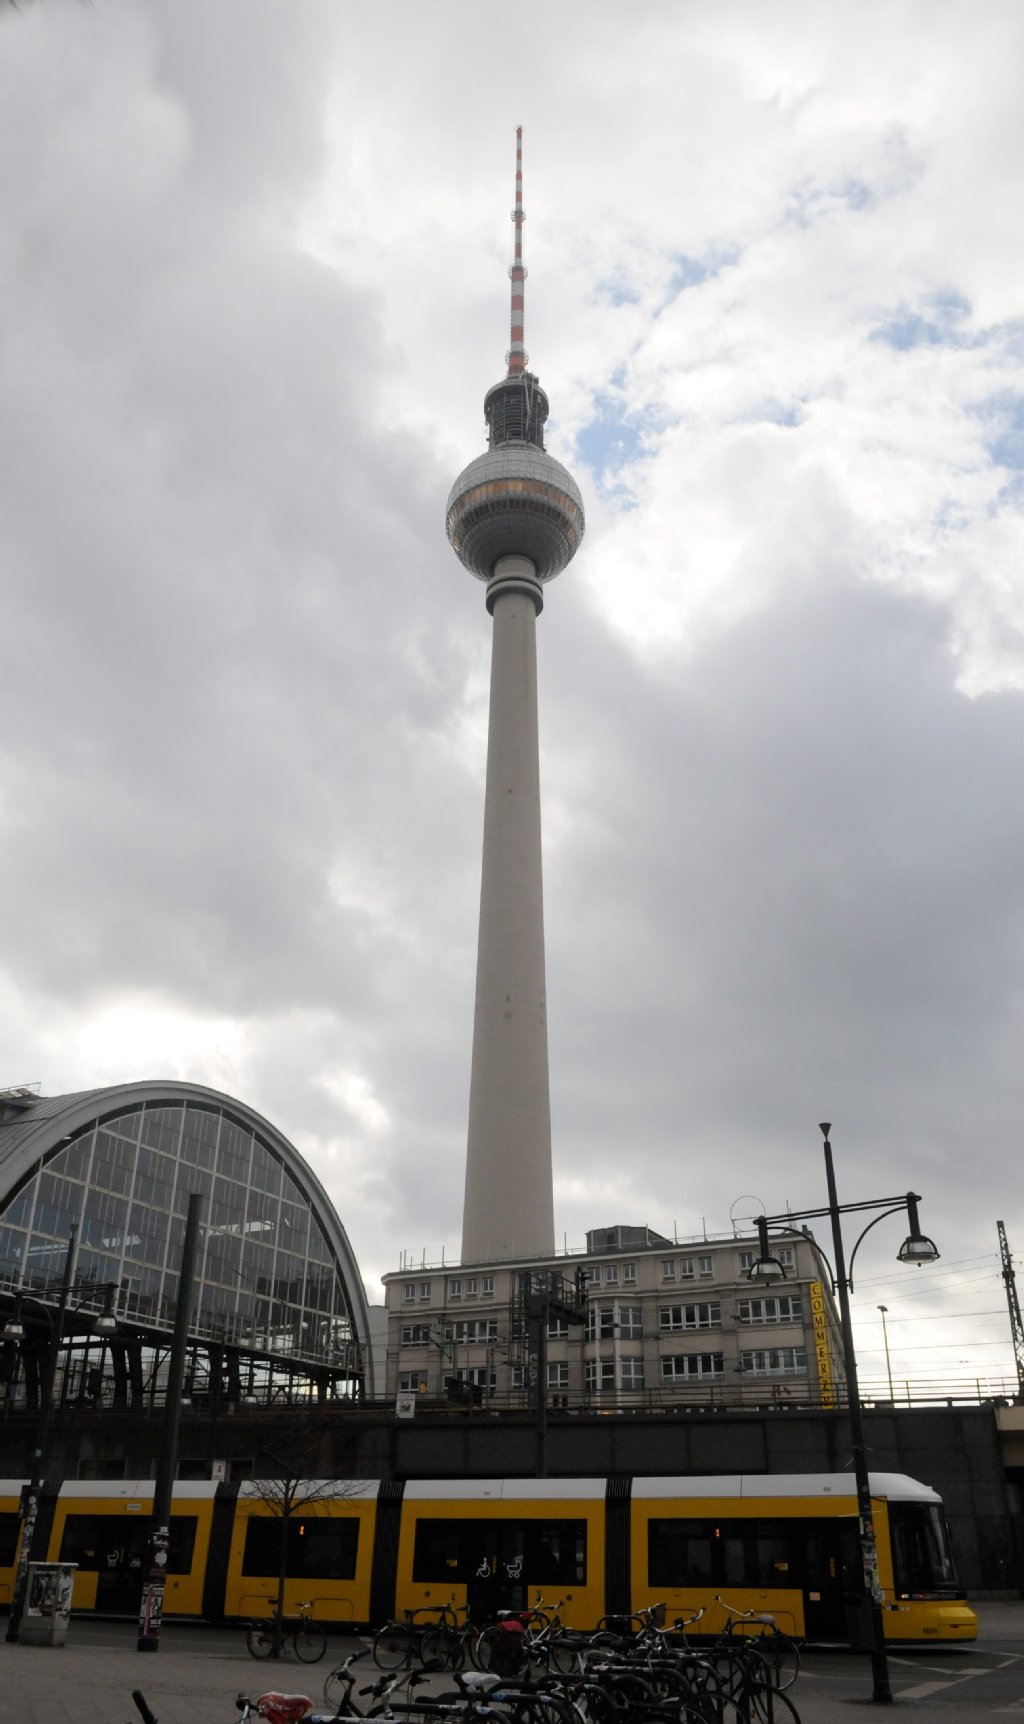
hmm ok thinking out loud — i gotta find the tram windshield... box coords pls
[888,1502,959,1594]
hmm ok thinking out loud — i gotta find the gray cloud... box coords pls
[1,2,1022,1391]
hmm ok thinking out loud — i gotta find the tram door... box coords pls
[466,1521,527,1621]
[798,1521,855,1640]
[59,1514,148,1614]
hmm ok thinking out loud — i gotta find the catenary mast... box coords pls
[446,129,585,1263]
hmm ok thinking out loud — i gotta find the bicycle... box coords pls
[247,1597,328,1662]
[711,1596,801,1692]
[477,1599,577,1677]
[373,1599,479,1672]
[324,1651,442,1718]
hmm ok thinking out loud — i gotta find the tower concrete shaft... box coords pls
[447,131,583,1265]
[461,558,554,1263]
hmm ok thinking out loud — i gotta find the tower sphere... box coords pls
[446,431,585,587]
[446,123,584,596]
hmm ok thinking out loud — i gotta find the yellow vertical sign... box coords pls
[810,1280,836,1407]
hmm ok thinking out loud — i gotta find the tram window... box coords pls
[525,1520,586,1584]
[648,1519,715,1586]
[650,1518,797,1588]
[59,1513,197,1573]
[413,1520,469,1582]
[888,1503,957,1591]
[0,1512,21,1566]
[412,1518,585,1585]
[241,1513,358,1580]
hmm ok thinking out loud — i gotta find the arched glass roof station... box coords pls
[0,1081,373,1411]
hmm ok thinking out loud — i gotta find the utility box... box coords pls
[20,1563,77,1646]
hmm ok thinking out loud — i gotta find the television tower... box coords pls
[447,129,585,1263]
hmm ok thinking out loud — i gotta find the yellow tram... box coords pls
[0,1470,976,1643]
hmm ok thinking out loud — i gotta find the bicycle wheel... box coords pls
[373,1621,412,1669]
[542,1634,580,1675]
[295,1620,327,1663]
[246,1623,276,1659]
[418,1625,451,1671]
[766,1634,800,1691]
[747,1681,802,1724]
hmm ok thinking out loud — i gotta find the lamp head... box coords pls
[3,1314,25,1342]
[898,1193,939,1266]
[746,1214,789,1285]
[91,1285,118,1334]
[746,1255,788,1286]
[897,1232,940,1266]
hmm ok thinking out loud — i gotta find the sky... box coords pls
[2,0,1023,1401]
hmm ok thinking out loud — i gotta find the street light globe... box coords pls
[746,1255,788,1286]
[897,1233,940,1266]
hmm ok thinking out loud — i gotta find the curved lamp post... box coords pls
[747,1124,938,1706]
[3,1224,117,1644]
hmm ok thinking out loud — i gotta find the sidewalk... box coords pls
[0,1605,1022,1723]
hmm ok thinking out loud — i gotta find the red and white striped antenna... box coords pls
[506,125,527,375]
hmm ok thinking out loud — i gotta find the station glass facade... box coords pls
[0,1095,363,1393]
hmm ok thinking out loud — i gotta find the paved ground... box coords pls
[2,1604,1024,1722]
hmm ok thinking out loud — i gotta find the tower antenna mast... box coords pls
[997,1220,1024,1395]
[507,125,527,376]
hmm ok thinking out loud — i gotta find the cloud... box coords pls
[1,2,1022,1393]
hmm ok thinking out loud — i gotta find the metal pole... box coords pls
[822,1129,892,1704]
[533,1284,548,1479]
[878,1306,894,1401]
[138,1192,204,1651]
[6,1222,80,1644]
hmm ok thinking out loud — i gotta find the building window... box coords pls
[547,1361,570,1390]
[737,1295,804,1325]
[547,1316,569,1340]
[660,1302,721,1332]
[604,1264,619,1284]
[738,1251,754,1273]
[622,1263,637,1284]
[586,1305,616,1342]
[659,1260,676,1282]
[398,1371,427,1392]
[585,1358,616,1392]
[418,1281,432,1302]
[661,1353,724,1381]
[403,1283,416,1303]
[619,1357,645,1391]
[586,1265,601,1285]
[617,1305,643,1339]
[512,1365,526,1389]
[464,1277,478,1297]
[679,1258,696,1280]
[448,1278,462,1299]
[778,1247,795,1269]
[481,1276,494,1296]
[698,1255,714,1279]
[401,1324,431,1346]
[447,1318,499,1344]
[453,1366,496,1391]
[741,1347,808,1377]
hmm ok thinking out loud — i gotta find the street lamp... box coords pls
[4,1224,118,1644]
[747,1123,939,1706]
[878,1305,895,1402]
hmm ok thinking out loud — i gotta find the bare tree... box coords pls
[247,1421,363,1654]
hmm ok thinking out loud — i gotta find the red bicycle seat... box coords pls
[257,1694,314,1724]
